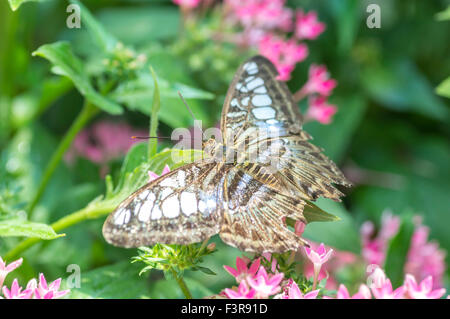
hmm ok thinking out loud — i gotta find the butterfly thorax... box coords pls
[202,138,239,165]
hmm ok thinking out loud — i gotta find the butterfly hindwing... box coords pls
[219,167,307,253]
[102,162,226,248]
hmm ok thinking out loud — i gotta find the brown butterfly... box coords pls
[102,56,351,253]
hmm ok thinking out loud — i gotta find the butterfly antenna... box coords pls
[131,136,171,140]
[178,91,207,141]
[178,91,197,121]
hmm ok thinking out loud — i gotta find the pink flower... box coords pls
[405,219,446,288]
[2,279,34,299]
[304,243,333,267]
[360,211,400,267]
[226,0,293,32]
[281,281,319,299]
[294,221,305,237]
[173,0,201,9]
[223,256,261,283]
[148,164,171,182]
[370,268,404,299]
[0,257,22,288]
[258,34,308,81]
[224,281,256,299]
[65,121,147,168]
[34,273,70,299]
[295,10,326,40]
[333,284,372,299]
[302,64,337,96]
[404,274,446,299]
[305,96,337,124]
[247,266,283,298]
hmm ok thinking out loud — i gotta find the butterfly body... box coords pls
[103,56,351,253]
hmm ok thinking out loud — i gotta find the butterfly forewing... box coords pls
[103,162,226,248]
[221,55,304,145]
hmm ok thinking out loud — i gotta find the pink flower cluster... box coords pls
[326,267,445,299]
[223,256,283,298]
[225,0,325,82]
[65,120,147,172]
[361,212,446,288]
[0,256,69,299]
[224,1,337,123]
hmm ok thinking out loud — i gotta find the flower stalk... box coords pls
[27,100,99,217]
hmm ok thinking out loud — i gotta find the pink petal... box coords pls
[223,265,238,278]
[39,273,48,290]
[304,289,320,299]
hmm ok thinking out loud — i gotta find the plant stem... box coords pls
[171,268,193,299]
[27,101,98,218]
[5,203,115,261]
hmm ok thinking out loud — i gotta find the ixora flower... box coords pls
[302,64,337,96]
[225,0,293,32]
[0,257,22,288]
[404,275,446,299]
[370,268,405,299]
[65,120,147,167]
[223,256,261,283]
[224,281,256,299]
[295,10,326,40]
[277,281,320,299]
[304,243,334,268]
[34,273,70,299]
[2,279,34,299]
[305,96,337,124]
[328,284,372,299]
[258,34,308,81]
[148,165,171,183]
[246,266,284,298]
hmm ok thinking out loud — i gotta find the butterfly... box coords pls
[102,56,351,253]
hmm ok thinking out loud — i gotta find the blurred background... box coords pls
[0,0,449,298]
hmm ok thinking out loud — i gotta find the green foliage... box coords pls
[0,218,62,240]
[65,261,152,299]
[384,213,415,287]
[132,243,217,278]
[8,0,46,11]
[436,77,450,98]
[33,42,123,114]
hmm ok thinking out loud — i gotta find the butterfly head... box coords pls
[202,138,219,158]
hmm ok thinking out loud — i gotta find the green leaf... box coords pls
[302,198,361,253]
[64,261,151,299]
[8,0,47,11]
[70,0,118,52]
[148,67,160,159]
[195,266,217,276]
[436,76,450,99]
[33,41,123,114]
[303,201,340,222]
[384,213,415,287]
[436,6,450,21]
[361,60,449,121]
[0,218,63,239]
